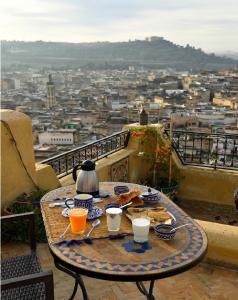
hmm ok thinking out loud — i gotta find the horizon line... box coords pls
[2,38,237,55]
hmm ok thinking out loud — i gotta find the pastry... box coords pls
[116,190,141,205]
[147,211,171,222]
[131,196,144,206]
[127,207,172,225]
[148,207,166,213]
[127,208,147,218]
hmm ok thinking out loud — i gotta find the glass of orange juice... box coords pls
[69,208,88,234]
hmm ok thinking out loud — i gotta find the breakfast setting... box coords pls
[42,180,186,244]
[39,160,206,300]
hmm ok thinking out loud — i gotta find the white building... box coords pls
[38,129,78,145]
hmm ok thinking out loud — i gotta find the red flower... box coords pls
[131,131,139,138]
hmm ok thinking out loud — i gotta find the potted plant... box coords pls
[2,191,47,242]
[155,144,181,195]
[129,126,183,198]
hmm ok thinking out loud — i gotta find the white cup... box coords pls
[132,218,150,243]
[106,207,122,231]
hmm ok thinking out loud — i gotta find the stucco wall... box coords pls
[1,110,60,209]
[197,220,238,269]
[179,166,238,206]
[1,110,39,208]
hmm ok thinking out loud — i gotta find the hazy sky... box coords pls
[1,0,238,53]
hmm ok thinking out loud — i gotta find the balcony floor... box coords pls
[177,199,238,226]
[1,242,238,300]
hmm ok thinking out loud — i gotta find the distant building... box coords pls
[34,144,58,161]
[1,79,15,91]
[38,129,79,145]
[107,117,128,134]
[149,36,164,42]
[154,96,164,106]
[46,74,56,108]
[172,114,199,128]
[213,97,238,110]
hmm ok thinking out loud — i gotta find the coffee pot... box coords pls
[72,160,99,196]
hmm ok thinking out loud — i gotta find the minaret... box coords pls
[47,74,56,108]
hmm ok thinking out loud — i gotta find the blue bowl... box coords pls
[142,194,161,202]
[141,191,160,201]
[114,185,129,195]
[154,224,176,240]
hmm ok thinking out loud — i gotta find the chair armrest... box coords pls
[1,270,54,300]
[1,212,35,223]
[1,212,36,251]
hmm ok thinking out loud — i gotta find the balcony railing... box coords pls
[41,130,130,178]
[165,130,238,170]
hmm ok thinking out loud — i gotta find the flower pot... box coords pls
[3,207,12,216]
[156,178,179,194]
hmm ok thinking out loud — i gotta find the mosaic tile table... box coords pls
[41,182,207,300]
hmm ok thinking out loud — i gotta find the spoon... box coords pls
[60,223,71,240]
[119,201,133,209]
[170,223,190,232]
[86,219,101,238]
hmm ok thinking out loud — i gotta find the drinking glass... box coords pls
[132,218,150,243]
[106,207,122,231]
[69,208,88,234]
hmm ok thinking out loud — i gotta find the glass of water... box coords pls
[106,207,122,231]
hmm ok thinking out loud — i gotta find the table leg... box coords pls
[136,281,155,300]
[54,259,89,300]
[69,279,78,300]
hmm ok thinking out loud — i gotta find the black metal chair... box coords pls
[234,187,238,210]
[1,212,54,300]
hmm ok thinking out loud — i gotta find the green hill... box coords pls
[1,38,237,71]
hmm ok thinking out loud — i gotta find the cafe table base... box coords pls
[54,253,156,300]
[53,257,89,300]
[136,281,155,300]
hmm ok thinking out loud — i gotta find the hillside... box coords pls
[1,38,237,71]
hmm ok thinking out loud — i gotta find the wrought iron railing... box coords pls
[164,130,238,170]
[41,130,130,178]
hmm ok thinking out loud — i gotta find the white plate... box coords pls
[125,209,176,228]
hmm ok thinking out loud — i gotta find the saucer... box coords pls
[62,206,103,220]
[87,206,103,220]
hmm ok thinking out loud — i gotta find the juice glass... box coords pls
[69,208,88,234]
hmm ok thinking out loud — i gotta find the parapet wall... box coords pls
[179,166,238,206]
[197,220,238,269]
[0,110,60,210]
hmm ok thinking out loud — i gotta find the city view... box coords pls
[2,40,238,166]
[1,1,238,300]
